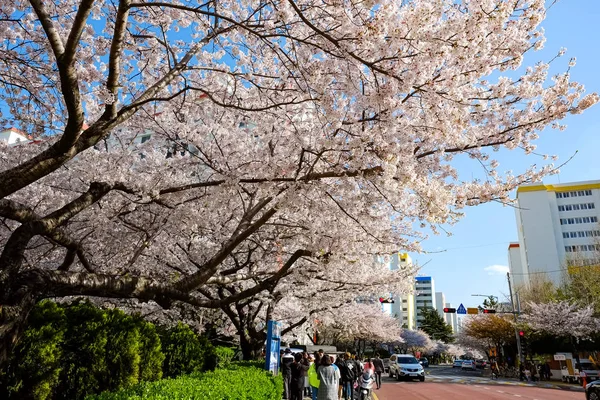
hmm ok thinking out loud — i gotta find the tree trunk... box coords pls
[0,291,36,368]
[239,332,264,360]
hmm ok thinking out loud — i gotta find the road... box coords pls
[373,366,584,400]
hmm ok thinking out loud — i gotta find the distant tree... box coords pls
[397,330,432,354]
[459,314,515,363]
[419,308,454,344]
[483,296,499,310]
[524,301,600,366]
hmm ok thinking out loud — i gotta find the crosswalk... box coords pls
[410,374,584,392]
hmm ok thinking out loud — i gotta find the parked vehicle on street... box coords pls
[452,359,464,368]
[475,359,487,369]
[383,358,390,373]
[556,353,600,384]
[462,360,477,371]
[388,354,426,382]
[586,379,600,400]
[419,358,429,368]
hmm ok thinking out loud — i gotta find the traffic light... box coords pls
[519,330,525,337]
[443,307,456,313]
[483,309,496,314]
[379,297,395,304]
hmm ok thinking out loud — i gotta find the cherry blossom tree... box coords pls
[524,301,600,340]
[0,0,598,365]
[397,329,432,354]
[524,300,600,366]
[307,302,402,354]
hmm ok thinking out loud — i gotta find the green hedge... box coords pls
[0,300,221,400]
[86,366,283,400]
[159,323,215,378]
[214,346,235,369]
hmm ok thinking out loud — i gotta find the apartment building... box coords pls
[510,180,600,288]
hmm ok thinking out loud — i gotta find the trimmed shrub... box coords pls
[214,346,235,369]
[86,366,283,400]
[159,323,215,377]
[55,300,110,399]
[134,317,164,382]
[0,300,166,400]
[0,300,67,400]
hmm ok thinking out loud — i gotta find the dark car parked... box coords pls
[586,380,600,400]
[419,358,429,368]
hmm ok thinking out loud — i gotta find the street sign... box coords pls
[265,320,282,375]
[554,354,566,361]
[467,307,479,315]
[457,303,467,315]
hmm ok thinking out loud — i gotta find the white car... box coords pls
[388,354,425,382]
[461,360,477,371]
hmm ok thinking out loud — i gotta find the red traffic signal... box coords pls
[483,309,496,314]
[519,330,525,337]
[443,307,456,313]
[379,297,395,304]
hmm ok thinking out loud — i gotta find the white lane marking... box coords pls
[513,395,522,397]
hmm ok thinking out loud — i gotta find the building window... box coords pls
[563,232,569,238]
[578,231,585,238]
[586,190,593,195]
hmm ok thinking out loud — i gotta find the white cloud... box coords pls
[484,264,510,276]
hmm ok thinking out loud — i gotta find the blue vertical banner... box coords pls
[265,320,282,375]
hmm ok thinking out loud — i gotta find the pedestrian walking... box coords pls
[308,353,321,400]
[281,348,295,399]
[340,353,357,400]
[335,355,345,399]
[372,354,384,390]
[291,352,309,400]
[317,354,341,400]
[302,353,312,398]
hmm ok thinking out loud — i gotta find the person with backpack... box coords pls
[281,348,295,399]
[291,352,310,400]
[308,353,321,400]
[372,354,385,390]
[340,353,357,400]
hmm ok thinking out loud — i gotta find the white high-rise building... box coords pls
[510,180,600,288]
[415,276,436,328]
[383,253,416,329]
[435,292,446,318]
[444,302,459,333]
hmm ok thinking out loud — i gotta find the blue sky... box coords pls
[411,0,600,309]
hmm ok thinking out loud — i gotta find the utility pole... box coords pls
[507,272,523,365]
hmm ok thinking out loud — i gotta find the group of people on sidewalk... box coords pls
[519,361,552,382]
[280,348,386,400]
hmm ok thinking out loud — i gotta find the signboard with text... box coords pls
[265,320,282,375]
[467,307,479,315]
